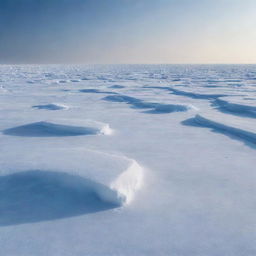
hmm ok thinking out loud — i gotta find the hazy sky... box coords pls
[0,0,256,64]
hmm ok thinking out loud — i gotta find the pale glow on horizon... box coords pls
[0,0,256,64]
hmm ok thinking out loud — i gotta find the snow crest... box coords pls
[32,103,69,110]
[99,159,143,205]
[2,119,114,137]
[194,113,256,144]
[0,148,143,206]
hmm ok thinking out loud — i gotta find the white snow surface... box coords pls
[0,64,256,256]
[0,147,142,205]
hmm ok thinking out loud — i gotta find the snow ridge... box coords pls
[194,114,256,144]
[103,94,194,114]
[2,119,113,137]
[32,103,69,110]
[214,97,256,118]
[0,148,143,206]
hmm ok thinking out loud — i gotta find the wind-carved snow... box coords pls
[32,103,69,110]
[2,119,113,137]
[0,148,143,206]
[103,94,195,114]
[0,65,256,255]
[143,85,233,99]
[109,85,125,89]
[100,159,143,205]
[214,96,256,118]
[79,89,117,94]
[169,87,227,99]
[191,111,256,144]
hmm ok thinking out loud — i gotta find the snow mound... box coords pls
[170,87,227,99]
[32,103,69,110]
[215,96,256,117]
[79,89,117,94]
[2,119,113,137]
[147,103,196,114]
[103,94,194,114]
[193,112,256,144]
[0,148,143,206]
[109,85,125,89]
[103,95,138,103]
[58,79,69,83]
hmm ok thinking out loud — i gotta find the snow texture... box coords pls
[0,147,143,207]
[0,64,255,256]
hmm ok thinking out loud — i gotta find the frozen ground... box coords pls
[0,64,255,255]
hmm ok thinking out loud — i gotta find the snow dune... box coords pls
[2,119,113,137]
[169,87,227,99]
[0,170,115,226]
[32,103,69,110]
[109,85,125,89]
[143,85,229,99]
[214,96,256,117]
[79,89,117,94]
[189,112,256,145]
[0,148,143,209]
[103,94,194,114]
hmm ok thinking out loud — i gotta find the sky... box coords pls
[0,0,256,64]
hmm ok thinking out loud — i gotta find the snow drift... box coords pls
[193,112,256,144]
[0,148,143,206]
[214,96,256,117]
[103,94,194,113]
[32,103,69,110]
[2,118,113,137]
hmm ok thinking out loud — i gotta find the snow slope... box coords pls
[214,96,256,117]
[2,118,113,137]
[32,103,69,110]
[0,147,143,208]
[193,111,256,144]
[0,64,255,256]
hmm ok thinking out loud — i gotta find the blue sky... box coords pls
[0,0,255,64]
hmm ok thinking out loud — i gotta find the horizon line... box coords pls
[1,63,256,66]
